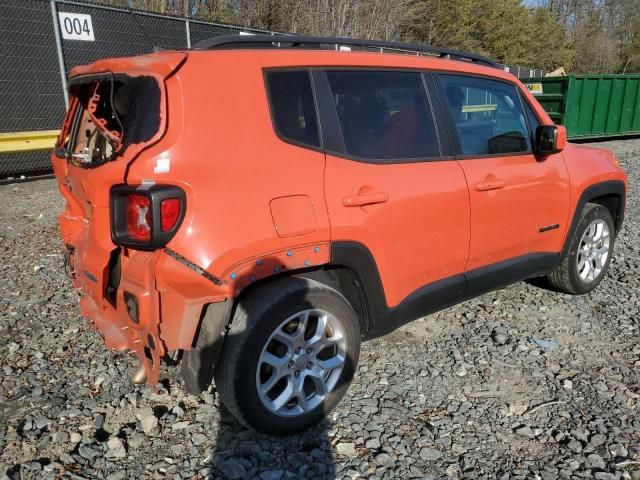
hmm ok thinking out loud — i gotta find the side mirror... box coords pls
[534,125,566,156]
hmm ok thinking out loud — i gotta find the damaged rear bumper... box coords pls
[64,241,229,387]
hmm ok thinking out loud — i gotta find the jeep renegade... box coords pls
[52,35,627,435]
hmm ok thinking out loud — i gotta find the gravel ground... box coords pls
[1,139,639,480]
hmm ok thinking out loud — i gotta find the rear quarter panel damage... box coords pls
[118,52,331,378]
[125,51,331,294]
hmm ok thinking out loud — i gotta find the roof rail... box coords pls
[193,34,500,69]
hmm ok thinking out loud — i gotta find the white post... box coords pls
[50,0,69,108]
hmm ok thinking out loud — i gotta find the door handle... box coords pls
[342,192,389,207]
[474,179,506,191]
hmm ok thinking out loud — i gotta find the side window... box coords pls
[265,70,320,148]
[440,75,532,156]
[325,71,440,160]
[521,95,541,132]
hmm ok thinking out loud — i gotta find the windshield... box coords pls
[57,74,161,168]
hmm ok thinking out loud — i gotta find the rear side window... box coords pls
[440,75,532,156]
[266,70,320,148]
[325,71,440,160]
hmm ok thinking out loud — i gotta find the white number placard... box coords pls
[58,12,95,41]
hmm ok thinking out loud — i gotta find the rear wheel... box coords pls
[215,277,360,435]
[547,203,615,294]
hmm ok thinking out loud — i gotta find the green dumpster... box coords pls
[522,74,640,140]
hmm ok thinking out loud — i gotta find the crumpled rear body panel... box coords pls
[52,50,334,387]
[52,52,201,386]
[56,181,228,385]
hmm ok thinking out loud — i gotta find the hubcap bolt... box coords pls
[307,362,313,369]
[288,360,294,368]
[295,370,300,377]
[306,348,313,354]
[295,348,301,354]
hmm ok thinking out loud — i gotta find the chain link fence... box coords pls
[0,0,546,179]
[0,1,67,178]
[499,64,546,79]
[0,0,272,179]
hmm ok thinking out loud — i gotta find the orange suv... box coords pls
[52,35,627,435]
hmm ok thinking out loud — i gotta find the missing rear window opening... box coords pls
[58,74,161,168]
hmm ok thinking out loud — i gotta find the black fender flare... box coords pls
[181,300,234,394]
[329,241,389,337]
[561,180,626,259]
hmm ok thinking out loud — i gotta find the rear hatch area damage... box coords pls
[56,73,161,168]
[51,53,188,387]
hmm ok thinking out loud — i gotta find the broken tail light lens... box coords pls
[110,185,186,249]
[127,194,151,241]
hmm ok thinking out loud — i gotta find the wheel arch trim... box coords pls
[181,299,235,394]
[562,180,626,259]
[329,241,389,335]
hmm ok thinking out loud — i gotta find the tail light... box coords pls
[110,184,186,249]
[160,198,181,232]
[127,194,151,241]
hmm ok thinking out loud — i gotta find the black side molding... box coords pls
[465,252,557,299]
[330,242,559,339]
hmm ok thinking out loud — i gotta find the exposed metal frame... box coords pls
[193,34,500,69]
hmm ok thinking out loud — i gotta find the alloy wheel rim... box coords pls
[576,219,610,283]
[256,309,347,417]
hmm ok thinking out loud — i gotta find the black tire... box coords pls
[215,277,360,435]
[547,203,615,294]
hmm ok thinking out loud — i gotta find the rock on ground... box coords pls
[1,139,640,479]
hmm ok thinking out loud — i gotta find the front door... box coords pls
[318,69,471,308]
[436,73,570,274]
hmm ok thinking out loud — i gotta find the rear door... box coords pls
[318,69,470,309]
[434,73,570,276]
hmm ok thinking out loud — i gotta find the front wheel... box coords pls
[215,277,360,435]
[547,203,615,294]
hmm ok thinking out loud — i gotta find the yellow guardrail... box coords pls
[462,104,497,113]
[0,130,60,153]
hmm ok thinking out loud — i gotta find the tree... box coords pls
[572,8,618,73]
[405,0,570,68]
[192,0,237,23]
[621,15,640,72]
[92,0,640,73]
[527,7,574,70]
[470,0,533,63]
[403,0,475,50]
